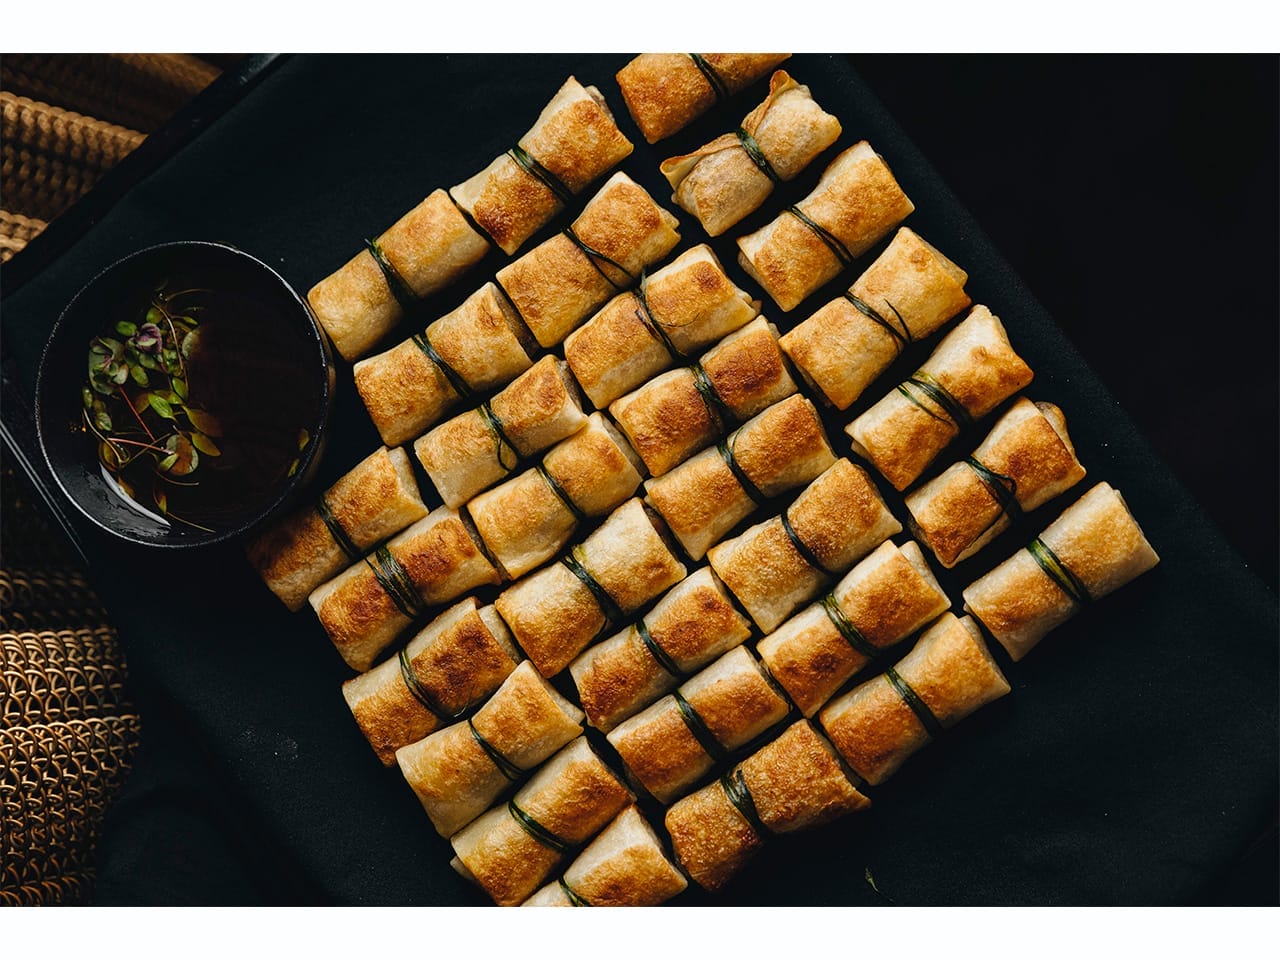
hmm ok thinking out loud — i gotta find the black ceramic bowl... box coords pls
[35,241,336,549]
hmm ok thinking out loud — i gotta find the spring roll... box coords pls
[846,305,1034,491]
[780,227,971,409]
[569,567,753,733]
[353,282,537,447]
[413,357,586,509]
[962,482,1160,662]
[708,459,901,633]
[495,498,687,678]
[450,77,634,255]
[737,141,915,312]
[616,53,791,144]
[396,661,584,837]
[906,398,1087,569]
[496,172,681,348]
[665,719,869,892]
[468,413,645,580]
[247,447,427,612]
[608,646,792,804]
[451,736,633,906]
[341,599,518,766]
[758,540,949,717]
[564,244,760,409]
[307,190,491,361]
[661,71,842,236]
[645,394,837,561]
[609,316,798,477]
[522,805,687,906]
[309,507,502,672]
[819,613,1011,785]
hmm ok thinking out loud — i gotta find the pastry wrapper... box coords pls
[708,459,901,633]
[248,447,427,612]
[819,613,1011,784]
[609,316,797,477]
[737,141,915,312]
[661,71,842,236]
[307,190,490,361]
[780,227,971,409]
[962,482,1160,661]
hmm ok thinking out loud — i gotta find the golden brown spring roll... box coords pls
[661,71,842,237]
[707,459,901,633]
[522,805,687,907]
[665,719,869,892]
[608,646,792,804]
[307,190,491,361]
[645,394,837,561]
[467,413,645,580]
[962,482,1160,662]
[413,357,587,509]
[396,661,584,837]
[906,398,1087,569]
[564,244,760,409]
[819,613,1011,785]
[609,316,798,477]
[247,447,427,612]
[496,172,681,348]
[780,227,972,410]
[846,305,1035,491]
[309,507,502,672]
[757,540,949,717]
[451,736,633,906]
[450,77,634,255]
[353,282,538,448]
[569,567,754,733]
[341,599,518,766]
[616,53,791,144]
[495,498,687,678]
[737,141,915,312]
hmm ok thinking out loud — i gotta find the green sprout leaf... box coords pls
[149,394,175,420]
[185,408,222,437]
[130,364,149,387]
[191,432,221,457]
[116,320,138,337]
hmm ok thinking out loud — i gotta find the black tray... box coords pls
[1,54,1275,906]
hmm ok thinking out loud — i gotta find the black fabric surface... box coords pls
[0,54,1275,906]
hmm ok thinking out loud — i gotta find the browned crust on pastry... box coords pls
[308,247,400,362]
[702,320,793,419]
[558,806,687,906]
[821,674,926,785]
[353,338,445,448]
[609,369,716,477]
[378,189,490,298]
[742,720,870,833]
[610,701,710,802]
[665,777,765,891]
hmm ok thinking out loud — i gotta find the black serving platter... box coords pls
[0,54,1275,906]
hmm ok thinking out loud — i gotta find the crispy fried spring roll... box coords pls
[962,482,1160,662]
[496,172,681,348]
[247,447,427,612]
[569,567,753,733]
[413,357,586,509]
[468,413,645,580]
[341,599,518,766]
[450,77,634,255]
[645,394,837,561]
[780,227,971,409]
[495,498,687,678]
[396,661,584,837]
[708,460,901,633]
[665,719,869,892]
[451,736,633,906]
[353,282,537,447]
[309,507,502,672]
[661,71,842,236]
[737,142,915,312]
[307,190,491,361]
[616,53,791,144]
[906,398,1087,569]
[522,805,688,906]
[846,305,1034,491]
[609,317,797,477]
[757,540,949,717]
[564,244,760,409]
[608,646,791,804]
[819,613,1011,785]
